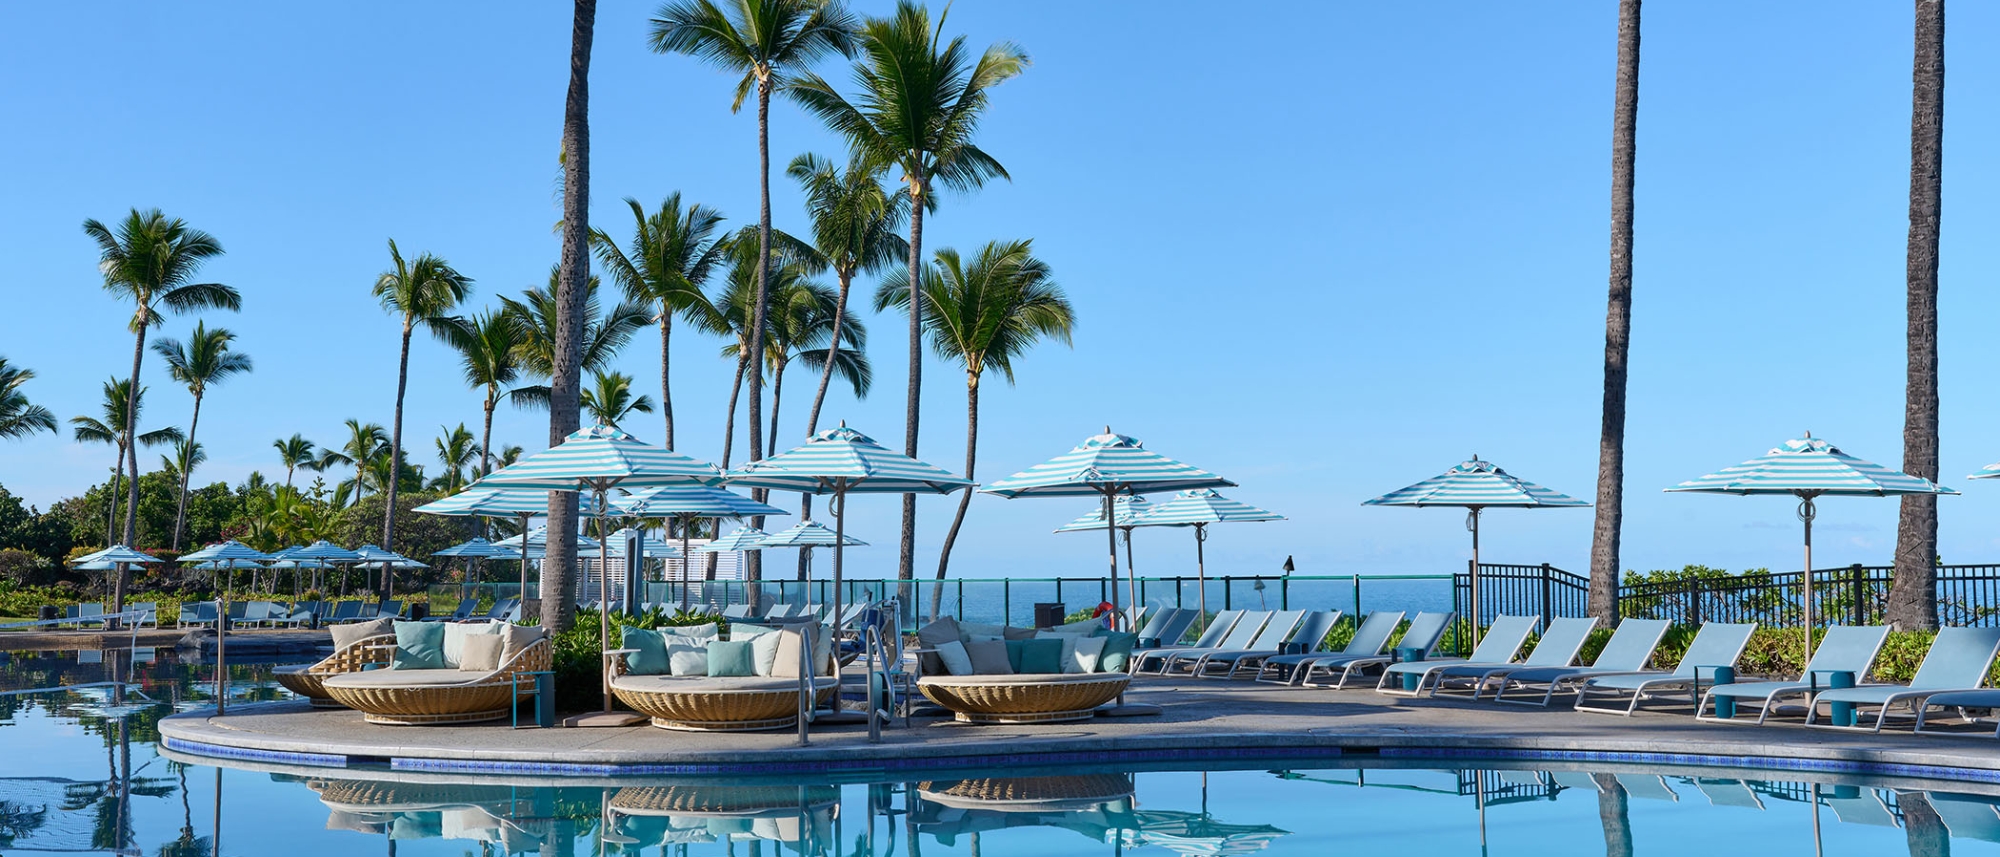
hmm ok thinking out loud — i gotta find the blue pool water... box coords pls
[6,647,2000,855]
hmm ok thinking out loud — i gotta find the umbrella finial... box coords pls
[1104,424,1111,434]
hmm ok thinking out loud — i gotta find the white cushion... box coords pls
[441,623,502,668]
[668,646,708,676]
[1074,635,1109,673]
[324,668,494,688]
[936,640,974,676]
[750,629,783,676]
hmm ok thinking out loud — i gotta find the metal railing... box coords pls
[1452,562,1589,629]
[1617,563,2000,627]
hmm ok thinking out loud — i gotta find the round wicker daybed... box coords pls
[917,774,1135,812]
[609,675,837,732]
[321,636,551,726]
[274,633,395,708]
[916,673,1131,724]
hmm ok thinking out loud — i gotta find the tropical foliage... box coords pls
[372,240,473,551]
[151,322,252,550]
[0,357,56,440]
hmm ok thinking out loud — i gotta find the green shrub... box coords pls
[542,606,726,712]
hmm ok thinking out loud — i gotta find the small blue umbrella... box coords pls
[416,488,604,596]
[433,537,519,558]
[757,520,867,548]
[1056,494,1156,594]
[70,545,162,567]
[695,527,770,553]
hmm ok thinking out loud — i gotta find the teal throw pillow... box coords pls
[1019,638,1065,674]
[706,640,756,677]
[391,620,445,670]
[1003,639,1028,673]
[623,627,670,676]
[1091,629,1138,673]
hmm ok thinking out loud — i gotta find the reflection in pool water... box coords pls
[7,647,2000,855]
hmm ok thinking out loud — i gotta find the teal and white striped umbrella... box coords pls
[432,538,519,559]
[471,425,723,492]
[984,429,1235,631]
[1668,435,1953,653]
[1054,494,1154,533]
[71,545,161,566]
[177,540,275,563]
[493,528,602,553]
[696,527,769,553]
[414,487,602,516]
[601,528,682,559]
[1130,489,1285,620]
[610,485,782,606]
[1973,462,2000,480]
[757,521,867,548]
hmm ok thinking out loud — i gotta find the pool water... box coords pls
[7,648,2000,856]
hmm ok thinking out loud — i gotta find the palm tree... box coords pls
[1890,0,1946,632]
[0,356,57,439]
[764,275,869,455]
[272,434,317,488]
[651,0,856,488]
[503,268,650,411]
[591,194,730,449]
[581,370,656,430]
[876,240,1071,616]
[71,379,182,546]
[444,309,525,478]
[545,0,598,632]
[431,424,478,493]
[84,208,240,613]
[152,322,253,551]
[708,226,823,469]
[1587,0,1642,624]
[371,239,473,552]
[317,419,389,505]
[160,439,205,486]
[793,2,1027,581]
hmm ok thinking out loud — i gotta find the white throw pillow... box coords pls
[665,622,718,643]
[1073,635,1110,673]
[750,629,784,676]
[668,645,708,676]
[441,622,503,669]
[936,640,975,676]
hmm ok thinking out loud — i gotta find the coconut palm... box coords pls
[160,439,205,485]
[371,239,474,551]
[443,309,525,478]
[503,268,650,411]
[317,419,389,505]
[707,226,822,469]
[792,2,1027,580]
[83,208,240,610]
[1891,0,1946,632]
[431,423,478,493]
[0,356,57,440]
[546,0,598,632]
[71,379,182,546]
[876,240,1071,611]
[152,322,253,551]
[764,276,869,455]
[591,194,730,449]
[272,434,317,488]
[1588,0,1641,624]
[580,370,655,430]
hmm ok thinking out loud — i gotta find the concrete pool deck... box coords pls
[158,675,2000,783]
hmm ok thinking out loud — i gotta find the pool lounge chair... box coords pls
[1137,608,1198,649]
[1696,778,1763,809]
[325,601,364,623]
[1429,617,1599,699]
[374,600,404,620]
[1571,622,1758,715]
[1128,610,1246,674]
[1195,610,1344,679]
[75,602,105,629]
[1823,788,1899,826]
[1697,624,1891,725]
[722,604,755,620]
[1926,793,2000,843]
[1805,625,2000,732]
[1156,611,1288,676]
[1173,610,1307,676]
[128,602,158,628]
[1375,615,1539,697]
[1490,618,1672,706]
[178,602,218,628]
[425,600,480,622]
[1258,609,1407,686]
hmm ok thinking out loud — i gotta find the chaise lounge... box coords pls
[321,621,550,724]
[609,622,836,732]
[912,615,1135,724]
[273,616,397,708]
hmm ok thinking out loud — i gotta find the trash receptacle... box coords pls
[37,605,59,622]
[1033,603,1066,629]
[409,602,429,622]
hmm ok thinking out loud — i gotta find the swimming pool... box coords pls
[7,647,2000,855]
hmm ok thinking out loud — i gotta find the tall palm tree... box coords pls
[272,434,318,488]
[1587,0,1642,624]
[152,322,253,551]
[649,0,857,495]
[793,2,1027,581]
[444,309,525,478]
[877,240,1071,616]
[372,239,473,552]
[545,0,597,632]
[505,269,650,409]
[431,423,478,493]
[764,275,870,455]
[1890,0,1946,632]
[72,379,182,547]
[160,439,205,486]
[591,194,730,449]
[84,209,239,614]
[0,356,57,439]
[581,370,656,429]
[317,419,389,505]
[708,226,823,469]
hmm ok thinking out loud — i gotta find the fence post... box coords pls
[1539,563,1553,627]
[1056,579,1063,608]
[1224,578,1232,610]
[1352,575,1362,620]
[1850,563,1865,626]
[1690,578,1701,627]
[1003,579,1011,626]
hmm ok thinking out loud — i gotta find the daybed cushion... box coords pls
[662,622,718,643]
[1092,629,1137,673]
[609,675,811,694]
[730,623,779,640]
[1019,639,1065,674]
[916,617,963,675]
[749,630,783,676]
[500,624,545,662]
[460,634,505,672]
[771,629,805,678]
[669,646,709,677]
[326,668,494,688]
[392,621,445,670]
[330,617,394,651]
[1035,631,1082,674]
[1074,636,1109,673]
[707,640,755,677]
[937,640,974,676]
[442,622,502,668]
[1046,618,1106,635]
[966,640,1013,675]
[623,628,670,675]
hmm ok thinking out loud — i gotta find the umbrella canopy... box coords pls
[1366,456,1585,642]
[70,545,161,566]
[1130,489,1285,620]
[283,540,365,562]
[493,527,603,553]
[1668,434,1953,653]
[612,484,785,517]
[696,527,769,553]
[352,544,426,568]
[414,487,602,516]
[432,538,521,558]
[756,521,867,548]
[1054,494,1154,533]
[177,540,276,563]
[600,528,683,559]
[471,425,723,492]
[192,559,265,570]
[984,430,1235,630]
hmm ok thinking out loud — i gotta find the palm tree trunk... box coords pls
[899,176,928,590]
[798,268,853,579]
[479,392,496,538]
[171,392,204,551]
[1902,791,1952,857]
[722,352,746,468]
[1591,773,1633,857]
[930,373,979,622]
[1890,0,1945,632]
[659,314,675,449]
[543,0,595,634]
[383,320,413,558]
[116,322,146,618]
[766,358,786,458]
[105,458,123,547]
[744,75,774,586]
[1589,0,1641,624]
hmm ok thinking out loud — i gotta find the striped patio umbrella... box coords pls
[601,528,682,558]
[1366,456,1586,642]
[416,488,604,598]
[470,425,724,711]
[177,541,274,654]
[1131,490,1285,621]
[696,527,770,553]
[1668,434,1954,654]
[983,429,1235,630]
[70,545,161,566]
[612,485,786,607]
[434,537,522,558]
[1056,494,1157,600]
[1970,461,2000,480]
[726,423,971,642]
[758,521,868,548]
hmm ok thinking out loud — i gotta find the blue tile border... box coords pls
[161,736,348,769]
[392,745,1343,777]
[1380,746,2000,785]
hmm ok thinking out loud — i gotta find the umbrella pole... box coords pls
[1800,494,1816,661]
[1469,507,1482,648]
[830,485,847,715]
[1195,523,1208,625]
[518,513,532,603]
[598,486,614,714]
[1103,489,1122,630]
[680,514,693,611]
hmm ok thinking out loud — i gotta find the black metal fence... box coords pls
[1453,562,1590,628]
[1457,561,2000,628]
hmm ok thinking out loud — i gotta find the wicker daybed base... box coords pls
[917,673,1132,724]
[609,675,837,732]
[321,637,551,726]
[273,633,395,708]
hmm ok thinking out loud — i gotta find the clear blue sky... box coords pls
[6,2,2000,582]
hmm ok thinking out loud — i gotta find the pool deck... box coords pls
[158,674,2000,783]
